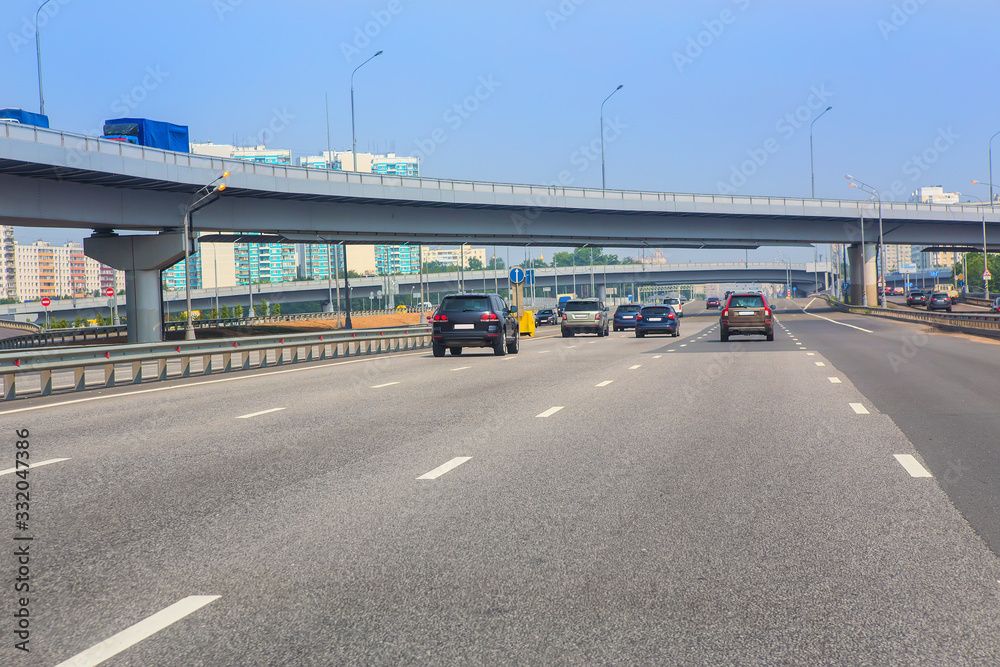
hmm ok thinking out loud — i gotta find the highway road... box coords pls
[2,300,1000,665]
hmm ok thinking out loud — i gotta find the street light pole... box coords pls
[847,176,884,307]
[989,130,1000,206]
[351,50,383,173]
[35,0,57,116]
[810,106,833,199]
[600,85,623,190]
[970,180,998,300]
[182,173,229,339]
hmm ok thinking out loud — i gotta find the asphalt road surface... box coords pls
[2,299,999,665]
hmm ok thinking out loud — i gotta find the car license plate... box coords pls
[454,324,474,329]
[624,316,633,319]
[572,314,586,319]
[648,317,662,322]
[738,311,756,315]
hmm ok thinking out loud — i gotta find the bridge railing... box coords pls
[4,122,995,218]
[0,324,431,402]
[824,297,1000,335]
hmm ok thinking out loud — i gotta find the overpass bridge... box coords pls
[2,124,993,340]
[4,262,832,323]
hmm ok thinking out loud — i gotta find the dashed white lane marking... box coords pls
[588,341,597,344]
[850,403,870,414]
[536,406,565,418]
[0,458,70,477]
[894,454,932,478]
[371,382,400,388]
[236,407,285,419]
[807,353,815,356]
[566,345,577,348]
[596,380,614,387]
[417,456,472,480]
[653,355,662,359]
[815,362,826,367]
[680,344,687,347]
[629,365,642,370]
[450,366,471,371]
[668,349,676,353]
[538,350,551,354]
[55,596,221,667]
[828,377,842,384]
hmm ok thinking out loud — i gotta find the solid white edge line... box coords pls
[629,364,641,370]
[0,349,430,416]
[800,304,874,333]
[370,382,401,388]
[235,407,285,419]
[417,456,472,480]
[815,362,826,366]
[850,403,870,414]
[536,406,564,418]
[0,457,70,477]
[595,380,613,387]
[894,454,933,478]
[652,355,662,359]
[54,595,220,667]
[828,377,842,384]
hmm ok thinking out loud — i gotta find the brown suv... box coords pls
[561,299,610,337]
[720,292,773,341]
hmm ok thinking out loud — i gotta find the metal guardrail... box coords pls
[824,297,1000,335]
[957,295,995,308]
[0,324,431,401]
[4,121,998,218]
[0,319,41,333]
[0,310,408,350]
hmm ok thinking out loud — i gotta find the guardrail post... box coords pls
[131,361,143,384]
[240,351,250,370]
[104,363,116,387]
[156,358,167,381]
[202,354,213,375]
[223,353,232,372]
[73,367,86,392]
[180,356,191,378]
[2,374,14,401]
[39,370,53,396]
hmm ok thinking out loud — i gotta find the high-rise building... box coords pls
[421,246,488,267]
[190,143,293,165]
[1,226,16,300]
[12,240,123,302]
[299,151,418,176]
[161,237,238,292]
[907,187,961,270]
[910,186,959,205]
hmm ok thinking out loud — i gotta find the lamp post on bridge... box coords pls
[351,50,383,173]
[600,85,623,190]
[35,0,58,116]
[847,176,885,308]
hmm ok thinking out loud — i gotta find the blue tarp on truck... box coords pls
[102,118,189,152]
[0,109,50,128]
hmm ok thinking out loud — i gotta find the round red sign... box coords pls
[106,287,115,297]
[41,297,50,307]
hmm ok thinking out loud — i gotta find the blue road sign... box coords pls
[930,270,939,277]
[509,266,525,284]
[905,282,913,288]
[525,269,535,285]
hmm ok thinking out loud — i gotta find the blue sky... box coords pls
[4,0,999,263]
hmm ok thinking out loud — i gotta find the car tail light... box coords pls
[668,313,675,320]
[562,313,567,321]
[480,312,499,321]
[636,313,643,320]
[595,313,602,320]
[764,308,771,317]
[433,313,448,322]
[722,309,728,318]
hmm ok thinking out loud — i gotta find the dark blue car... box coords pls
[635,305,679,338]
[613,304,642,331]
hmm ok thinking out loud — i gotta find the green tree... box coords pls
[53,318,69,329]
[94,312,106,326]
[254,299,267,317]
[467,256,484,271]
[235,304,244,318]
[73,316,86,328]
[220,305,231,319]
[487,256,505,270]
[955,253,1000,293]
[272,302,281,316]
[208,307,218,320]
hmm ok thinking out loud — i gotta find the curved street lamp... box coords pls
[600,85,623,190]
[989,130,1000,205]
[35,0,58,115]
[810,106,833,198]
[182,172,229,340]
[351,50,383,173]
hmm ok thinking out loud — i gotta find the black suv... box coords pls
[432,293,520,357]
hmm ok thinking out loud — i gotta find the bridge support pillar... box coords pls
[85,231,186,343]
[597,285,607,302]
[847,243,877,306]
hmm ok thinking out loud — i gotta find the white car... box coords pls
[663,296,683,317]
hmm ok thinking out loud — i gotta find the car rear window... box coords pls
[616,305,640,313]
[565,301,599,311]
[441,297,491,312]
[642,307,673,315]
[931,293,948,298]
[729,295,765,308]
